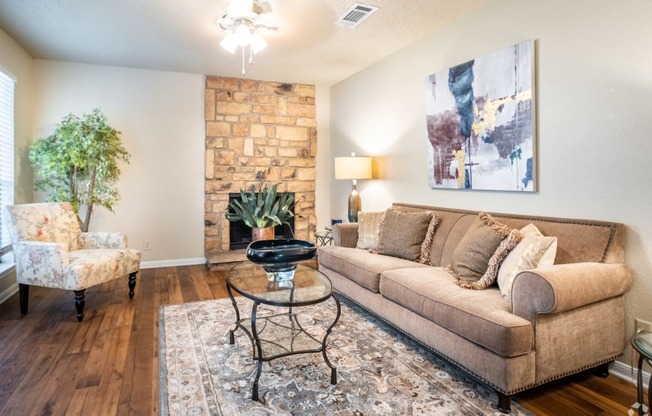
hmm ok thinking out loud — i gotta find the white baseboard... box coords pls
[140,257,207,269]
[0,282,18,305]
[610,358,649,386]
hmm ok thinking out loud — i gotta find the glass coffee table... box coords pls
[226,262,341,401]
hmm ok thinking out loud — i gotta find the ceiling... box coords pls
[0,0,488,86]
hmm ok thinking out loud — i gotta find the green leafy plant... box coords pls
[29,109,131,232]
[225,183,294,229]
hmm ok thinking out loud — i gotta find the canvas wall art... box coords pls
[425,40,535,191]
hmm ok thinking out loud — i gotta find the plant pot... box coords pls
[252,227,274,241]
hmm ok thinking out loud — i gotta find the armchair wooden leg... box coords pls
[74,290,86,322]
[19,284,29,315]
[128,272,137,299]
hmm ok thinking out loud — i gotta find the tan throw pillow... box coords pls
[447,213,512,282]
[497,223,558,301]
[456,228,522,290]
[356,211,386,250]
[419,214,440,265]
[376,209,437,262]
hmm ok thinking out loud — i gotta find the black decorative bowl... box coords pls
[246,239,317,281]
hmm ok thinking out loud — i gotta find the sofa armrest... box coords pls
[80,232,128,249]
[13,241,69,286]
[332,223,359,248]
[511,262,633,322]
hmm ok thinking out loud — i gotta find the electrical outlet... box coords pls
[635,318,652,334]
[143,239,151,251]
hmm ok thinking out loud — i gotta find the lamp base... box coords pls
[348,183,361,222]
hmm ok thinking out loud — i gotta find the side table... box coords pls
[632,331,652,416]
[315,228,333,246]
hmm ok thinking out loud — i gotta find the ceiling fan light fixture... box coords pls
[234,23,253,46]
[250,33,268,54]
[220,34,238,54]
[217,0,277,75]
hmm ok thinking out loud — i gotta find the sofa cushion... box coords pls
[448,213,512,282]
[356,211,385,250]
[318,246,428,293]
[498,223,558,301]
[376,209,437,262]
[379,267,533,357]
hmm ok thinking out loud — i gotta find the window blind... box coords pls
[0,70,15,257]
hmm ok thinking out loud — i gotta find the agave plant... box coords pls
[225,184,294,229]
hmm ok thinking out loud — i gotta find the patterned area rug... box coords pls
[159,296,532,415]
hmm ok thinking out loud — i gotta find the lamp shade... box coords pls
[334,156,372,180]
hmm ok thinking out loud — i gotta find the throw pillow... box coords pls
[497,223,558,301]
[447,213,513,282]
[356,211,386,250]
[456,228,522,290]
[376,209,438,262]
[419,214,440,265]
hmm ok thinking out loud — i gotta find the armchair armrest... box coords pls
[332,223,359,248]
[13,241,69,287]
[80,232,127,249]
[511,262,633,323]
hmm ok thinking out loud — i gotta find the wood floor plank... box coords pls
[0,343,68,415]
[28,351,89,416]
[0,264,640,415]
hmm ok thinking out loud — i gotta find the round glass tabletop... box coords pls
[227,263,333,306]
[632,331,652,358]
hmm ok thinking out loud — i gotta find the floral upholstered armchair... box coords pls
[4,202,141,322]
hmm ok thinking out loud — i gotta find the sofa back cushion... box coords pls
[391,203,626,267]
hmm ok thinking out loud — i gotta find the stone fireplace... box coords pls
[204,76,317,266]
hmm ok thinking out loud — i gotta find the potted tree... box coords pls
[225,183,294,241]
[29,109,130,232]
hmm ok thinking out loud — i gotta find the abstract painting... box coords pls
[425,40,535,191]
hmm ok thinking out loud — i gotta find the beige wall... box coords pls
[0,28,34,295]
[25,61,333,266]
[33,61,206,266]
[330,0,652,364]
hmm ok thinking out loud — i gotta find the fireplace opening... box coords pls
[228,192,295,250]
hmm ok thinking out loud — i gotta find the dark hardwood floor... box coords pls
[0,265,640,415]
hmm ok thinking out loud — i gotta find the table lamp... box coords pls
[334,152,372,222]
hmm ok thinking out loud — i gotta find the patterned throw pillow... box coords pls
[446,213,515,283]
[356,211,386,250]
[376,209,438,262]
[497,223,558,301]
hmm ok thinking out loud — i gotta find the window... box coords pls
[0,69,15,262]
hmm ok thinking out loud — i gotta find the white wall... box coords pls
[330,0,652,364]
[0,28,35,297]
[33,61,205,266]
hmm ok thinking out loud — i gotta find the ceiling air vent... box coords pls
[335,3,379,28]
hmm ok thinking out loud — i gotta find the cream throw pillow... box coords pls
[356,211,385,250]
[497,223,558,301]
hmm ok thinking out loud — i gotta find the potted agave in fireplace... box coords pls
[225,184,316,281]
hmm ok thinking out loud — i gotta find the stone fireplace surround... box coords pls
[204,76,317,268]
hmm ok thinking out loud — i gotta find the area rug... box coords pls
[158,296,532,415]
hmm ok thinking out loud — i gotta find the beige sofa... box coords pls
[317,202,633,413]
